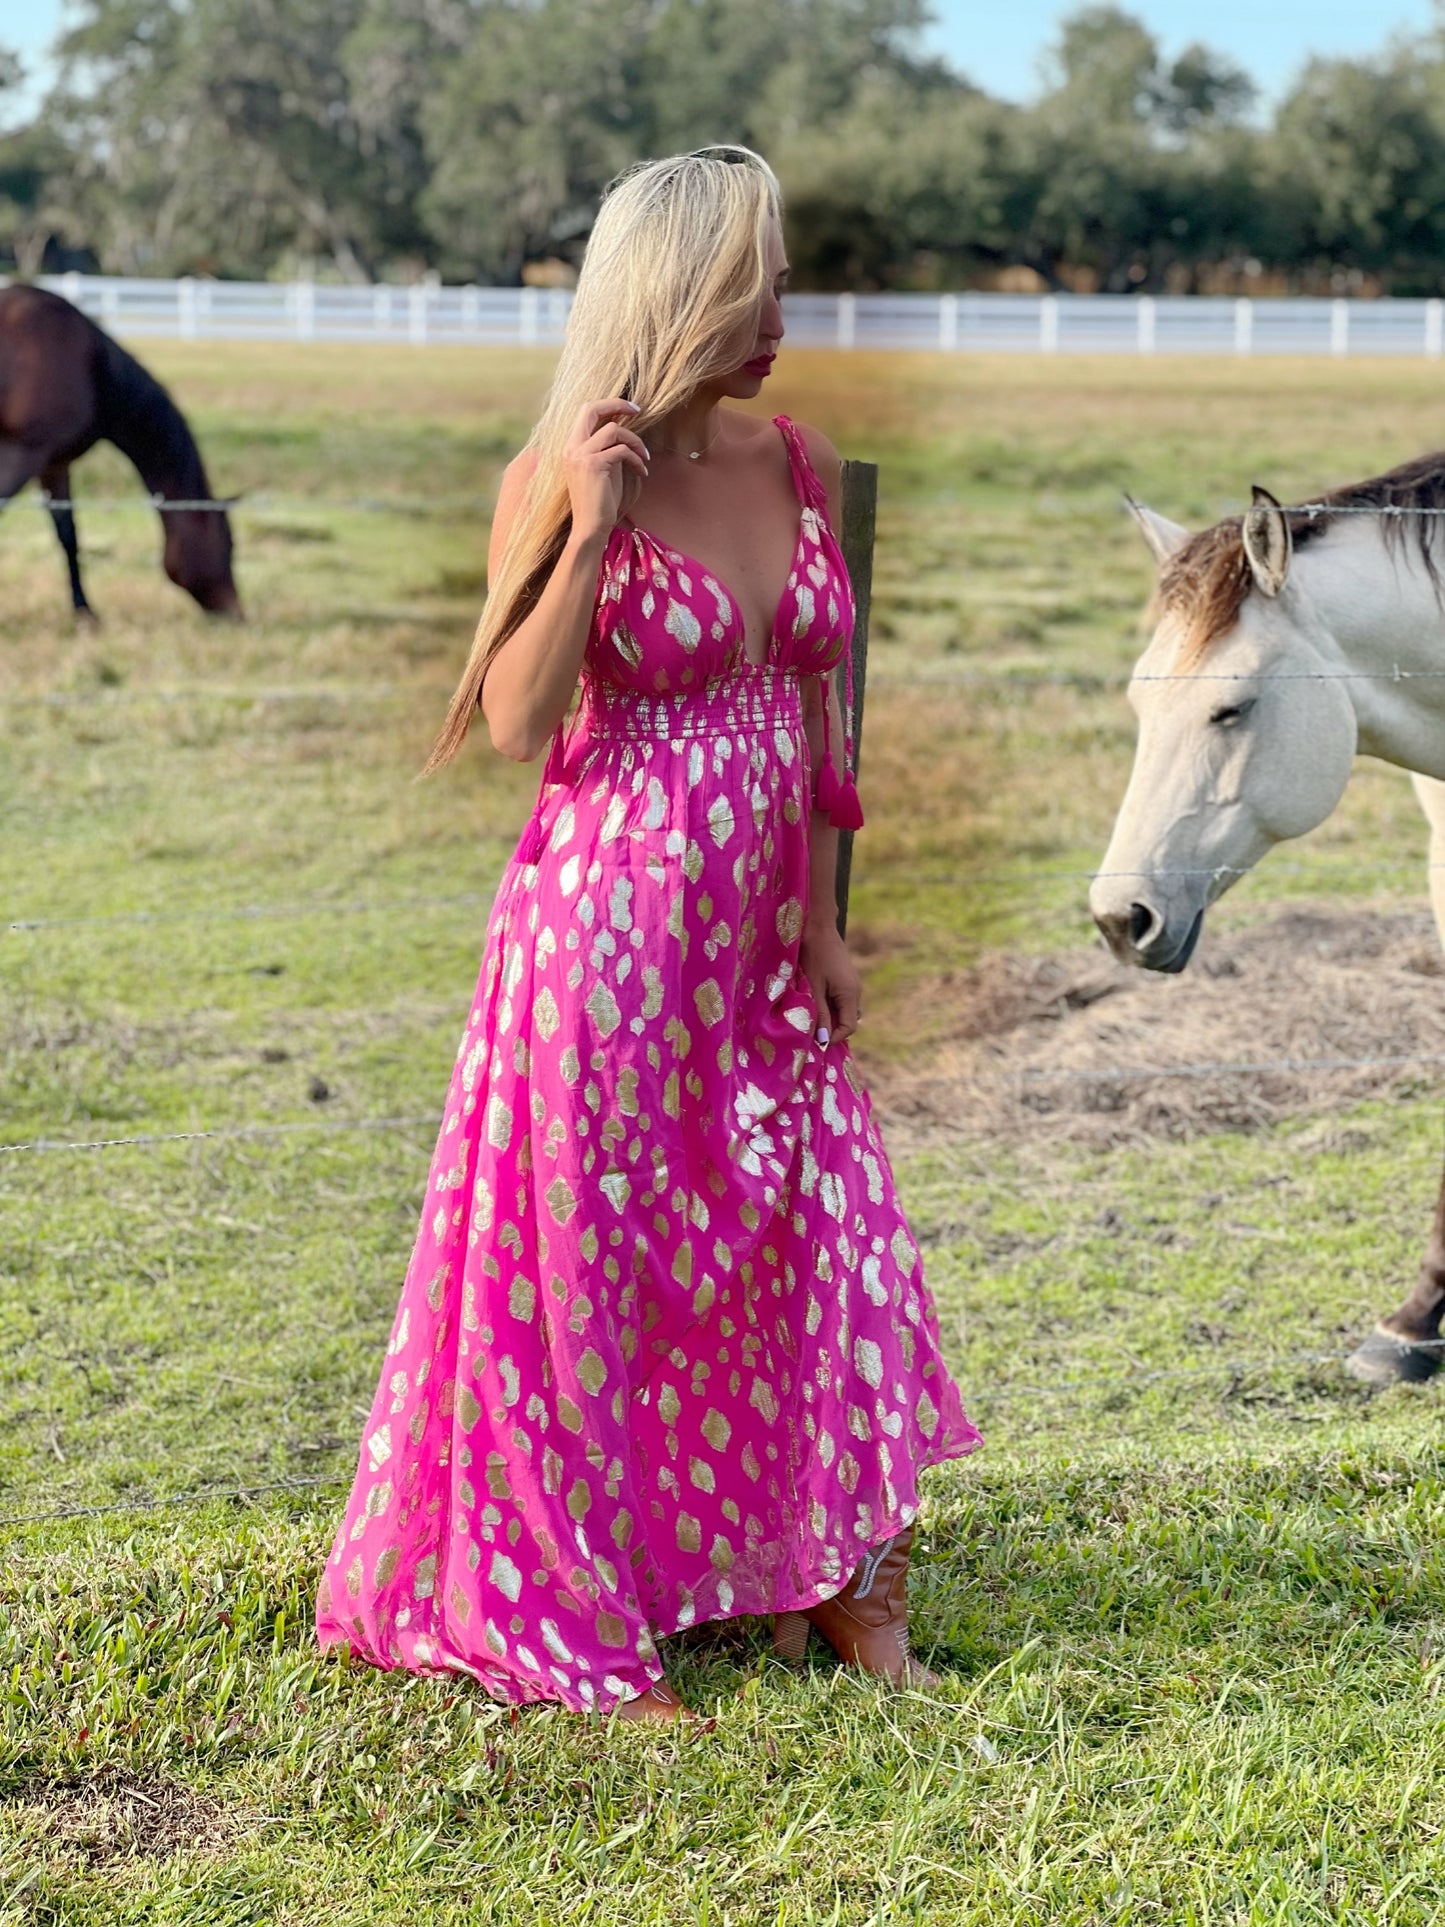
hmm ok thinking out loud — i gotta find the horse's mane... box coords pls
[93,325,211,498]
[1156,450,1445,664]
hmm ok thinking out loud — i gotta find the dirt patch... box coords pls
[866,905,1445,1150]
[2,1766,238,1866]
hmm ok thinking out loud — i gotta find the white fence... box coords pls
[30,273,1445,357]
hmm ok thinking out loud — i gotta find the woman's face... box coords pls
[719,218,788,399]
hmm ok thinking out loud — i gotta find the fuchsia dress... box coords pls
[317,417,980,1711]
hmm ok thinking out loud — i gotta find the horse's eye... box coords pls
[1209,697,1257,728]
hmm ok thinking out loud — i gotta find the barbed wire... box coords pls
[22,492,1445,522]
[4,886,498,933]
[2,1050,1437,1161]
[0,1114,436,1156]
[867,666,1445,689]
[0,680,446,710]
[964,1339,1441,1403]
[0,1471,349,1530]
[12,662,1445,713]
[6,854,1443,938]
[2,1332,1433,1531]
[21,491,491,518]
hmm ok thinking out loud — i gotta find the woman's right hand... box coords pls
[564,399,650,545]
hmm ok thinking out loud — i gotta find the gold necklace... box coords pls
[652,419,723,462]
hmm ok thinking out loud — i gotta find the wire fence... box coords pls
[3,1049,1439,1161]
[14,662,1445,713]
[2,1331,1432,1532]
[16,491,491,517]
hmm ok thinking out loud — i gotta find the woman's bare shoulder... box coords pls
[502,445,540,491]
[790,420,841,492]
[489,447,541,571]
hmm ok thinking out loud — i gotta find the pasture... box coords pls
[3,344,1445,1924]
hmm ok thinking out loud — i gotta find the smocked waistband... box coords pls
[583,668,803,742]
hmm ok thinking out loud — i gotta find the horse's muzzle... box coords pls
[1093,901,1205,974]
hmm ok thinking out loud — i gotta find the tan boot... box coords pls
[610,1678,695,1724]
[772,1527,939,1688]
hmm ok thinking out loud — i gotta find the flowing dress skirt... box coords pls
[317,668,980,1710]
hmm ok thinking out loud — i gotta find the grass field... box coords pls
[4,345,1445,1924]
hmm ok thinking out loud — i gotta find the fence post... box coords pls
[177,276,197,339]
[837,293,856,349]
[409,282,428,346]
[939,293,958,352]
[462,284,480,339]
[1234,297,1253,357]
[1137,296,1156,354]
[1039,295,1060,354]
[1427,299,1443,360]
[295,280,315,342]
[1330,299,1349,358]
[834,459,877,938]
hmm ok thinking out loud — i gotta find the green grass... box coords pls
[5,345,1445,1923]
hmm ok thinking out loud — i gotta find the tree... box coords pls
[0,46,86,274]
[1273,54,1445,290]
[45,0,455,278]
[421,0,940,283]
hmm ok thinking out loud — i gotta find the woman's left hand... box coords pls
[799,916,862,1046]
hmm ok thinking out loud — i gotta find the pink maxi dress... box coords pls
[317,417,980,1711]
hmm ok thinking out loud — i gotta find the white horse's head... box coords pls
[1091,489,1358,972]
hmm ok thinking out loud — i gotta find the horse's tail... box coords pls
[93,328,214,502]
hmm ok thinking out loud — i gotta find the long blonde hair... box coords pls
[423,146,782,772]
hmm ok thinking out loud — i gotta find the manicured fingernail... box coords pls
[623,401,640,412]
[815,1026,830,1047]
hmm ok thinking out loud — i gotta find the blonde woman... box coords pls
[317,148,980,1722]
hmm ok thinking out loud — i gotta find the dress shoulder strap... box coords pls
[772,415,830,517]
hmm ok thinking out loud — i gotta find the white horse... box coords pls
[1091,453,1445,1385]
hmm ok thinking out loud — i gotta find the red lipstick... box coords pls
[743,353,775,378]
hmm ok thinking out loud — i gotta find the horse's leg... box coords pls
[37,461,96,621]
[1346,770,1445,1385]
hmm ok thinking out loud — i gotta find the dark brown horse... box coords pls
[0,284,241,618]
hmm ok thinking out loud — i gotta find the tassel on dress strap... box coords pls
[820,654,865,831]
[775,416,865,829]
[773,415,830,514]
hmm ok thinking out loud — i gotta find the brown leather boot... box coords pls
[772,1527,939,1688]
[610,1678,695,1724]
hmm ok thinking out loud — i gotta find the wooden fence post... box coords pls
[834,459,877,938]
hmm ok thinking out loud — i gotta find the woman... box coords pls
[317,147,980,1722]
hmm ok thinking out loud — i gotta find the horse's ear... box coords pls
[1242,485,1292,598]
[1123,494,1189,566]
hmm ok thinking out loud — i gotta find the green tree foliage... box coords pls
[421,0,938,282]
[1273,53,1445,291]
[0,45,74,274]
[16,0,1445,292]
[45,0,451,277]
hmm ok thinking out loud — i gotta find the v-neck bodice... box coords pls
[588,416,854,695]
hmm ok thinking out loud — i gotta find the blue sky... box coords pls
[926,0,1435,100]
[5,0,1438,112]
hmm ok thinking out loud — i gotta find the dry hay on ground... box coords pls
[868,906,1445,1150]
[1,1766,238,1866]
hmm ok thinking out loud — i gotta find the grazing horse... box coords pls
[1092,453,1445,1387]
[0,284,241,618]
